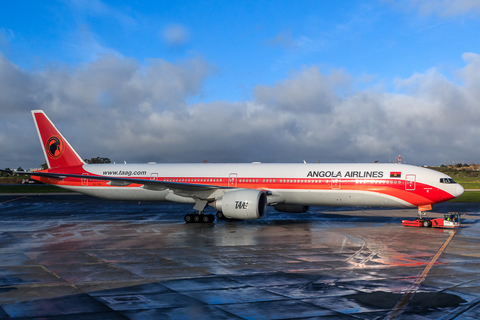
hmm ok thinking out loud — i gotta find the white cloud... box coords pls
[162,24,191,47]
[68,0,137,27]
[395,0,480,17]
[1,52,480,169]
[266,29,320,54]
[0,54,212,167]
[254,67,350,113]
[64,24,123,63]
[266,29,295,49]
[0,28,14,46]
[0,53,38,113]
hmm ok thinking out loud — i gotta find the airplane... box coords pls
[3,110,465,223]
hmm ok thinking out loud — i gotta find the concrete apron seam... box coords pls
[386,230,457,320]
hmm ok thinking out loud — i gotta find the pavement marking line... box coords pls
[386,230,457,320]
[0,196,26,204]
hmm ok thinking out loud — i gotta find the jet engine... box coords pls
[214,190,267,220]
[273,204,310,213]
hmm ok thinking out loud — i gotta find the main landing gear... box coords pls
[185,200,225,223]
[184,212,216,223]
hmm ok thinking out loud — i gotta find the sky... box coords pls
[2,0,480,169]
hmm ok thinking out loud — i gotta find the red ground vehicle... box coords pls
[402,213,461,228]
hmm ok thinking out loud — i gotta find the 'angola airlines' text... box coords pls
[307,171,384,178]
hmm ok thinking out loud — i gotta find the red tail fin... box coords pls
[32,110,85,169]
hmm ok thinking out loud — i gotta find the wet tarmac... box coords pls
[0,194,480,319]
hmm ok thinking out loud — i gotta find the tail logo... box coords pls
[46,136,64,159]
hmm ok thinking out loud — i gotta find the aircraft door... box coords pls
[331,179,341,189]
[228,173,238,187]
[82,173,89,186]
[406,174,416,190]
[150,173,158,180]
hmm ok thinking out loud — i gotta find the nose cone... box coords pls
[455,184,465,198]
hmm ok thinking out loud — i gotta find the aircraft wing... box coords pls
[7,170,233,200]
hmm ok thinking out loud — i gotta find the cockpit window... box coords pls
[440,178,456,184]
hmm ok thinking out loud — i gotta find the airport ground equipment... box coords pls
[402,213,461,228]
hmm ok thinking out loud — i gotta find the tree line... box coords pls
[1,157,111,177]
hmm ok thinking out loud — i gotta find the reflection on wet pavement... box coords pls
[0,194,480,319]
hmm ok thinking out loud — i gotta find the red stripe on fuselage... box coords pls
[31,169,453,207]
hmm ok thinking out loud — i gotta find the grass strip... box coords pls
[448,191,480,203]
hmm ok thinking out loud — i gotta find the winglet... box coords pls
[32,110,85,169]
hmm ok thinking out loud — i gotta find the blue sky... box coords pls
[2,0,480,168]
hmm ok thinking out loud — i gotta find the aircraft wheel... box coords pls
[423,220,431,228]
[193,215,201,223]
[216,211,224,219]
[184,214,192,223]
[202,215,210,223]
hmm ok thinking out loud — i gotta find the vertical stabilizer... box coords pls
[32,110,85,169]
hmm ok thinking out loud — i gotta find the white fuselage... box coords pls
[49,162,464,209]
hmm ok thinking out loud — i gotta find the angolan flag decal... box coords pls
[390,172,401,178]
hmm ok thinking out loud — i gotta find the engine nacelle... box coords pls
[273,204,310,213]
[215,190,267,220]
